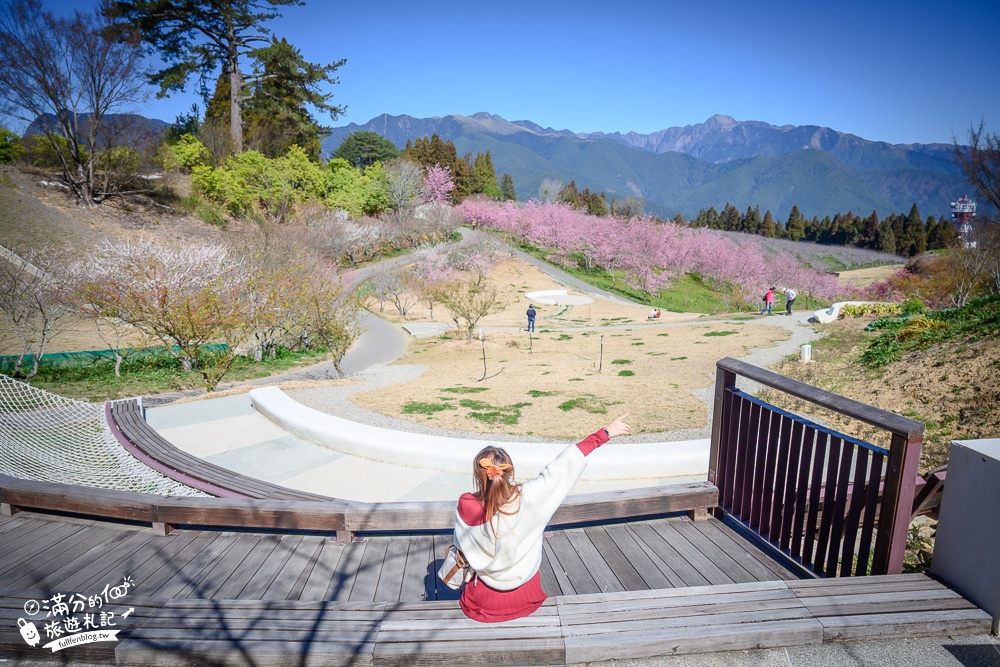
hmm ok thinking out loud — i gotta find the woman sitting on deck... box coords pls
[453,413,632,622]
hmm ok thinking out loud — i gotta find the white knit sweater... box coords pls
[453,443,589,590]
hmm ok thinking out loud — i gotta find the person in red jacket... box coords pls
[453,413,632,622]
[760,287,775,315]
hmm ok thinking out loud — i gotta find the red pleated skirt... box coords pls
[459,571,546,623]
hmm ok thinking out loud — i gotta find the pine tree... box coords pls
[760,210,777,237]
[500,173,516,201]
[785,205,805,241]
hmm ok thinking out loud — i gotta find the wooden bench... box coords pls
[0,473,718,542]
[107,399,330,501]
[0,575,989,665]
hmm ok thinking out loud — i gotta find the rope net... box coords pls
[0,374,207,496]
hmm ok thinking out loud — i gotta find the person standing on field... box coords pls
[526,305,536,332]
[782,287,797,316]
[760,287,775,315]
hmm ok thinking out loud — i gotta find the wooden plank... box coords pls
[583,525,648,591]
[545,531,599,594]
[562,605,812,638]
[565,529,624,593]
[156,497,348,532]
[7,525,126,589]
[818,609,992,642]
[212,534,281,599]
[117,638,376,667]
[373,537,409,603]
[786,573,942,596]
[263,536,323,601]
[607,524,681,589]
[351,538,390,602]
[397,536,432,603]
[0,519,90,578]
[154,533,242,599]
[799,589,976,617]
[563,618,822,664]
[298,539,345,600]
[537,538,562,596]
[192,534,263,598]
[690,519,789,582]
[651,521,732,585]
[54,529,158,593]
[132,532,219,596]
[670,520,756,584]
[556,588,802,624]
[541,540,575,596]
[0,474,160,523]
[374,637,564,667]
[328,540,368,601]
[241,535,304,600]
[628,523,704,587]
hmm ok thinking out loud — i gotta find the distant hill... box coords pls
[321,113,968,221]
[23,113,168,156]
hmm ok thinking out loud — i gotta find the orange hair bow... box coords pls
[479,457,512,481]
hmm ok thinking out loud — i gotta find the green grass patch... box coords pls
[21,345,329,402]
[703,330,738,337]
[558,394,618,414]
[657,333,669,336]
[402,401,456,415]
[458,399,532,425]
[554,334,573,341]
[671,356,688,361]
[631,341,645,346]
[569,377,584,381]
[440,386,489,394]
[611,359,632,365]
[527,389,555,397]
[618,370,635,377]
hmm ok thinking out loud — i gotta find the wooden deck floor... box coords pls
[0,511,796,604]
[0,512,991,665]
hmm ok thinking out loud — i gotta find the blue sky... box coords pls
[40,0,1000,145]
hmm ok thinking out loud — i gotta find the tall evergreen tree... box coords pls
[242,37,344,159]
[900,203,927,256]
[106,0,343,154]
[760,210,777,237]
[785,205,805,241]
[744,205,761,234]
[499,173,516,201]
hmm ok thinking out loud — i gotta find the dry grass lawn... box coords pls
[356,258,792,439]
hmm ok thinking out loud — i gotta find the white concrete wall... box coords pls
[249,386,710,482]
[932,438,1000,635]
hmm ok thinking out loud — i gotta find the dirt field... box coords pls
[355,258,792,439]
[836,264,904,288]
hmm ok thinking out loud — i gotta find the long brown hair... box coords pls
[473,446,522,529]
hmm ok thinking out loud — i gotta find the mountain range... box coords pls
[321,113,969,221]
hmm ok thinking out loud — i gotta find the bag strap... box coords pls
[441,546,470,582]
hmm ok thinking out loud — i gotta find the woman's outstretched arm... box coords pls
[577,412,632,455]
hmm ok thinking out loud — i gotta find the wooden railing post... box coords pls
[709,365,737,487]
[873,431,924,574]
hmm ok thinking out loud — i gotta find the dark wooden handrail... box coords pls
[709,357,924,577]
